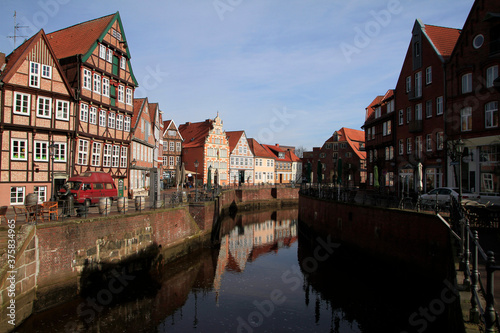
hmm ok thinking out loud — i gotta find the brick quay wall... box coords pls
[0,187,299,332]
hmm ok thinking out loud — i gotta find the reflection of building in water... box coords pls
[213,218,298,300]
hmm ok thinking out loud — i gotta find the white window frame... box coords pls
[99,110,107,127]
[14,92,30,115]
[80,103,89,122]
[53,142,67,162]
[41,64,52,79]
[116,114,123,130]
[11,187,25,205]
[89,106,97,125]
[426,134,433,152]
[34,141,49,162]
[120,57,126,70]
[108,112,116,129]
[83,68,92,90]
[436,96,443,115]
[112,145,120,167]
[461,107,472,131]
[126,88,132,105]
[487,65,499,89]
[34,186,47,203]
[107,48,113,63]
[485,101,498,128]
[436,132,444,151]
[415,71,422,98]
[425,66,432,84]
[103,144,112,167]
[120,146,128,168]
[124,116,131,132]
[55,100,69,120]
[118,85,124,102]
[398,109,404,125]
[176,142,181,152]
[102,77,110,97]
[426,100,432,118]
[93,73,101,94]
[170,142,175,151]
[462,73,472,94]
[415,103,422,121]
[99,44,106,59]
[77,139,89,165]
[29,61,40,88]
[37,96,52,119]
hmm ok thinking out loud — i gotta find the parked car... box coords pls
[420,187,480,206]
[59,171,118,206]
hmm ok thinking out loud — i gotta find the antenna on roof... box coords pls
[7,11,29,49]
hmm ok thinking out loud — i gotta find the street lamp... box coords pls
[49,142,57,201]
[194,160,199,202]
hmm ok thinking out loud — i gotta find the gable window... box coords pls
[103,144,112,167]
[80,103,89,122]
[83,69,92,90]
[112,29,122,40]
[29,61,40,88]
[485,101,498,128]
[426,66,432,84]
[425,100,432,118]
[461,107,472,131]
[108,112,116,129]
[53,142,67,162]
[93,73,101,94]
[89,106,97,125]
[41,64,52,79]
[415,71,422,98]
[170,142,175,151]
[11,139,27,160]
[34,141,49,162]
[398,109,404,125]
[91,142,101,167]
[14,92,30,115]
[176,142,181,152]
[406,76,411,93]
[462,73,472,94]
[436,96,443,115]
[120,57,126,70]
[99,44,106,59]
[56,100,69,120]
[106,49,113,63]
[126,88,132,105]
[37,97,51,118]
[118,85,124,102]
[116,114,123,130]
[77,139,89,165]
[124,116,131,132]
[486,65,499,88]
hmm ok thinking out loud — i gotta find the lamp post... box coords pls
[194,160,199,202]
[49,142,57,201]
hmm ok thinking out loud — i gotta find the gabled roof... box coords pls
[132,97,147,131]
[422,23,461,61]
[226,130,245,153]
[148,102,159,128]
[163,119,184,141]
[334,127,366,160]
[382,89,394,102]
[247,138,276,159]
[262,144,291,162]
[364,95,384,124]
[287,150,301,163]
[178,120,214,148]
[0,29,75,98]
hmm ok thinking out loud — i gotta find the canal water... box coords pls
[17,208,453,333]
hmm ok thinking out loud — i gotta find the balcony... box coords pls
[409,119,423,133]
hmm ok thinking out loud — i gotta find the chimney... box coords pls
[0,52,5,71]
[276,143,279,147]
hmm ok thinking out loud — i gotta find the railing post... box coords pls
[486,251,497,333]
[470,230,479,323]
[463,219,471,287]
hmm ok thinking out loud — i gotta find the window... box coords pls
[41,64,52,79]
[124,116,131,132]
[436,132,444,150]
[169,156,175,167]
[407,138,412,154]
[99,44,106,59]
[83,69,92,90]
[14,92,30,115]
[386,100,394,113]
[170,142,175,151]
[375,107,381,118]
[425,100,432,118]
[120,57,126,70]
[34,186,47,203]
[34,141,49,161]
[37,97,51,118]
[485,101,498,128]
[108,112,115,128]
[102,77,110,97]
[53,142,67,162]
[462,73,472,94]
[425,66,432,84]
[406,107,412,123]
[107,49,113,63]
[55,100,69,120]
[399,139,404,155]
[80,103,89,122]
[91,142,101,166]
[436,96,443,115]
[112,145,120,167]
[116,114,123,130]
[487,65,499,88]
[126,88,132,105]
[99,110,107,127]
[415,103,422,120]
[461,107,472,131]
[398,109,404,125]
[118,86,124,102]
[415,136,422,158]
[103,144,112,167]
[89,107,97,125]
[93,73,101,94]
[426,134,432,152]
[120,147,127,168]
[406,76,411,93]
[387,120,391,135]
[415,72,422,98]
[383,121,391,136]
[176,142,181,152]
[29,61,40,88]
[369,150,373,163]
[77,139,89,165]
[10,187,25,205]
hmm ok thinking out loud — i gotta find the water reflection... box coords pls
[17,208,450,333]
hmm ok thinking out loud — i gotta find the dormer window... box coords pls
[375,107,381,118]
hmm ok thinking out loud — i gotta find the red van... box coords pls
[60,171,118,206]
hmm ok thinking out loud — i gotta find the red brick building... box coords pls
[446,0,500,198]
[162,120,183,186]
[47,12,137,196]
[394,20,460,194]
[0,30,76,205]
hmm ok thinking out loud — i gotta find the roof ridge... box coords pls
[47,12,116,35]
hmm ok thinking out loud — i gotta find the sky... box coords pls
[0,0,474,150]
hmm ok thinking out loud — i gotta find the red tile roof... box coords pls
[46,13,115,59]
[423,24,461,60]
[132,98,146,130]
[338,127,366,160]
[178,120,214,148]
[364,95,384,123]
[262,144,291,162]
[247,138,276,159]
[226,131,245,153]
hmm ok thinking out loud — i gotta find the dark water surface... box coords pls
[17,208,452,333]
